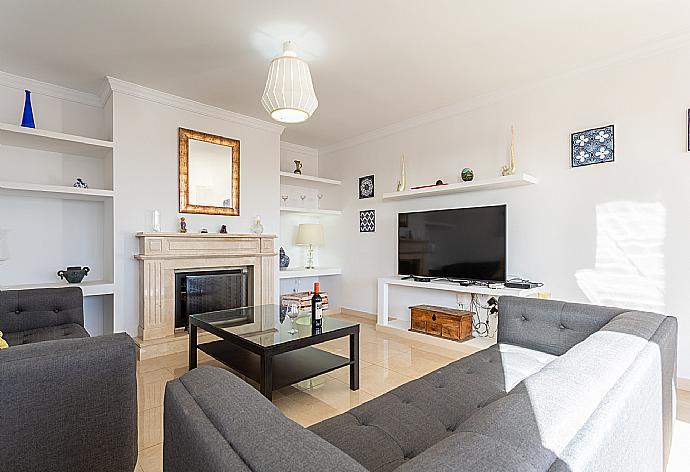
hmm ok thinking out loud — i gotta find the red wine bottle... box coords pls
[311,282,323,330]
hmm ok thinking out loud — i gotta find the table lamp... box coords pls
[295,224,324,269]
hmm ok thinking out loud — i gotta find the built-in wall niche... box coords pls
[0,121,115,335]
[0,196,112,286]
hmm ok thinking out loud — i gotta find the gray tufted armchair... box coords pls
[0,287,138,472]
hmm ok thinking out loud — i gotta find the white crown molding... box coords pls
[106,76,284,135]
[0,70,103,108]
[280,141,318,156]
[320,30,690,155]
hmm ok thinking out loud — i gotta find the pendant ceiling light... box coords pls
[261,41,318,123]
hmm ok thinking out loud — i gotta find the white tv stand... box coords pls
[377,276,542,351]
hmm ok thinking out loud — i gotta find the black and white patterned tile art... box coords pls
[359,175,374,199]
[571,124,614,167]
[360,210,375,232]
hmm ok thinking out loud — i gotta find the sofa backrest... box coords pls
[0,287,84,333]
[164,366,368,472]
[400,309,676,472]
[497,296,624,355]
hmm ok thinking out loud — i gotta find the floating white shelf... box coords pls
[0,122,113,158]
[0,280,114,297]
[280,206,342,216]
[0,181,114,201]
[381,173,538,201]
[279,267,343,279]
[280,172,342,185]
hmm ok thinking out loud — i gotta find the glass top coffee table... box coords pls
[188,305,360,401]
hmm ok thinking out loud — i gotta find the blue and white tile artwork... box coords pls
[571,125,614,167]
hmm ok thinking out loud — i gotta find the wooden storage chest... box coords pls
[409,305,474,342]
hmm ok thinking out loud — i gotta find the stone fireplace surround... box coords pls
[134,232,276,359]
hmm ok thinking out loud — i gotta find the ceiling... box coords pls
[1,0,690,148]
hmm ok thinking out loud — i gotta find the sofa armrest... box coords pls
[0,333,138,472]
[164,366,367,472]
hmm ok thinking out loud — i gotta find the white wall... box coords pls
[320,45,690,378]
[110,84,283,335]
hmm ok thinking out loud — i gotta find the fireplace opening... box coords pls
[174,268,250,329]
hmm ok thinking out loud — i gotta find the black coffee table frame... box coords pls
[189,316,359,401]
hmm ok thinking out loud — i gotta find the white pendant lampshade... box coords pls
[261,41,318,123]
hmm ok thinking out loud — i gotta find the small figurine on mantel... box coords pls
[293,160,303,174]
[179,217,187,233]
[219,225,228,234]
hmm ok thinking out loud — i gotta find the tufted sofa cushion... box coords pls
[497,296,625,355]
[309,343,555,472]
[0,287,84,334]
[4,323,88,346]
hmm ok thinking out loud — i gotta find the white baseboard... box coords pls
[678,377,690,392]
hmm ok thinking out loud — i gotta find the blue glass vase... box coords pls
[21,90,35,128]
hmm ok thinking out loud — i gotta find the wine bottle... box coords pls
[311,282,323,330]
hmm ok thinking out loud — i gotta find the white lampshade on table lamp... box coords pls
[295,224,324,269]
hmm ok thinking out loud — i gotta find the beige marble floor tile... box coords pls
[137,443,163,472]
[138,406,163,451]
[137,357,169,375]
[348,363,413,397]
[362,336,413,354]
[273,391,341,427]
[154,351,190,371]
[327,359,373,382]
[299,378,375,413]
[372,348,453,378]
[138,368,175,412]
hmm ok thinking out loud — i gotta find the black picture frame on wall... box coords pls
[359,175,374,199]
[360,210,375,232]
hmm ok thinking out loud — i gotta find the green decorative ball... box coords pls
[461,168,474,182]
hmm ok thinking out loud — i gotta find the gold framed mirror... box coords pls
[178,128,240,216]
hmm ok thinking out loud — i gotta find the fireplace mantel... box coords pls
[134,232,277,359]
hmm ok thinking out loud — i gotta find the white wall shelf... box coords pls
[0,280,114,297]
[279,171,342,186]
[0,122,113,157]
[381,173,538,201]
[280,207,342,216]
[0,181,114,201]
[279,267,343,279]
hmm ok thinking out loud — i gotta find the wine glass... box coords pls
[286,303,300,334]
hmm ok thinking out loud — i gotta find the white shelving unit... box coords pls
[279,267,342,279]
[0,280,114,297]
[0,121,115,332]
[280,172,342,186]
[0,122,113,157]
[381,173,538,201]
[280,207,342,216]
[0,181,114,201]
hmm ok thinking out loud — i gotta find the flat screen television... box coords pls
[398,205,506,282]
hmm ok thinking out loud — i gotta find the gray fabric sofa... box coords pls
[164,296,677,472]
[0,287,138,472]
